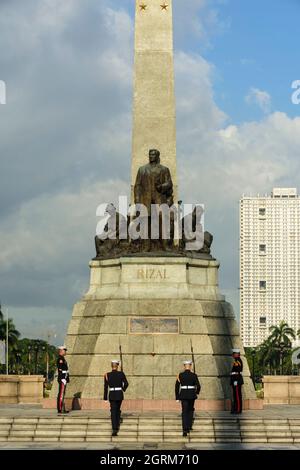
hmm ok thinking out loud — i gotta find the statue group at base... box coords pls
[95,149,213,259]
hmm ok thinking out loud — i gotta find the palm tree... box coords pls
[258,338,278,374]
[0,318,20,346]
[266,321,296,373]
[269,321,296,346]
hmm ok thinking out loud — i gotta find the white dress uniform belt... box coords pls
[180,385,196,389]
[109,387,122,391]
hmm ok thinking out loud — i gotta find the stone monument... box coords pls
[49,0,259,411]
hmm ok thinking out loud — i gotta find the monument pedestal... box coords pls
[48,255,261,410]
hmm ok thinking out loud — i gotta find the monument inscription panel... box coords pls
[130,317,179,334]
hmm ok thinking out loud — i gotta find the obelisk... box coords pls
[131,0,178,203]
[48,1,259,412]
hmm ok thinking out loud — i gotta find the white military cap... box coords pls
[232,349,240,354]
[58,345,67,350]
[183,360,193,365]
[111,359,120,364]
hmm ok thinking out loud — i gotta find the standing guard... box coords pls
[104,359,129,436]
[57,346,70,415]
[230,348,244,414]
[175,360,201,437]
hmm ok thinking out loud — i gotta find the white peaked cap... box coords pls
[232,349,240,353]
[183,360,193,365]
[58,345,67,350]
[111,359,120,364]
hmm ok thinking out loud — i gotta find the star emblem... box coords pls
[161,3,168,10]
[139,3,147,10]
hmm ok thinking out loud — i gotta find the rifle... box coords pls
[190,339,196,374]
[119,341,123,372]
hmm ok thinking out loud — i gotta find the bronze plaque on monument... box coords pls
[129,317,179,334]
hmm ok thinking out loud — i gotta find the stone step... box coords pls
[239,419,264,424]
[189,438,216,443]
[242,436,267,443]
[60,437,86,442]
[60,431,87,437]
[35,430,62,437]
[9,430,35,436]
[2,416,300,444]
[0,419,13,424]
[86,432,113,437]
[7,437,33,442]
[36,426,62,431]
[86,437,114,442]
[239,425,265,430]
[264,425,290,430]
[34,437,60,442]
[138,431,163,436]
[10,425,37,430]
[267,438,294,443]
[111,437,138,442]
[80,418,110,423]
[138,437,164,443]
[38,418,66,424]
[264,419,288,424]
[12,419,39,424]
[215,438,242,443]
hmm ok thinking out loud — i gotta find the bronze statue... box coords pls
[134,149,173,209]
[95,203,128,258]
[133,149,174,251]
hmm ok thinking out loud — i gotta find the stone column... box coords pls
[131,0,178,202]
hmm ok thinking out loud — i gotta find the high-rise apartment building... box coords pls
[240,188,300,347]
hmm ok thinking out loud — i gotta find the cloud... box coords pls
[173,0,230,50]
[245,87,272,113]
[0,0,133,217]
[0,0,299,341]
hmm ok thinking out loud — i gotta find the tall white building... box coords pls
[240,188,300,347]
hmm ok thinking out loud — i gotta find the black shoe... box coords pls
[120,417,123,424]
[62,410,69,414]
[112,430,118,437]
[183,431,188,437]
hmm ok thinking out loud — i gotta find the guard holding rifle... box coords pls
[104,359,129,436]
[175,360,201,437]
[57,345,70,415]
[230,348,244,414]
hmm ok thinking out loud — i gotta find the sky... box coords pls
[0,0,299,345]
